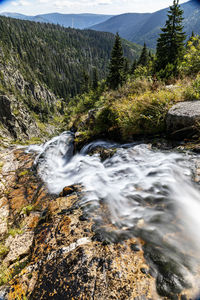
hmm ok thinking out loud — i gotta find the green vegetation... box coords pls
[0,265,12,286]
[0,162,4,171]
[0,16,140,99]
[68,77,190,142]
[66,16,200,143]
[92,68,99,91]
[21,205,34,216]
[0,1,199,144]
[8,228,24,238]
[0,260,29,286]
[18,170,29,177]
[12,137,43,146]
[0,16,142,140]
[106,33,126,90]
[138,43,149,67]
[180,35,200,76]
[0,244,9,258]
[156,0,186,77]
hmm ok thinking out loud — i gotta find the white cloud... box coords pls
[0,0,189,15]
[38,0,49,3]
[11,0,29,7]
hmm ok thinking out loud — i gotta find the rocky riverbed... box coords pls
[0,140,200,299]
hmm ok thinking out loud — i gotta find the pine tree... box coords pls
[130,59,137,74]
[156,0,186,73]
[92,68,98,90]
[123,57,130,79]
[106,33,125,90]
[138,43,149,66]
[81,69,90,93]
[149,51,153,61]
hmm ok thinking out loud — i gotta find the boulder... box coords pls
[88,146,116,161]
[166,101,200,139]
[59,185,76,197]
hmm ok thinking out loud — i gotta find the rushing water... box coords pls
[27,131,200,296]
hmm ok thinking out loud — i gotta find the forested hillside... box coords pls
[0,16,141,99]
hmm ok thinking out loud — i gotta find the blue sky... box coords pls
[0,0,189,15]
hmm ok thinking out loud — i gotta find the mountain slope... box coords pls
[0,16,141,99]
[90,13,151,40]
[0,16,142,139]
[0,12,113,29]
[90,0,200,48]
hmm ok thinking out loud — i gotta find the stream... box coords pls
[27,131,200,297]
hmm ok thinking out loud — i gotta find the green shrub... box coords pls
[0,244,9,258]
[8,228,23,237]
[180,36,200,76]
[157,63,176,81]
[21,205,34,216]
[184,74,200,100]
[0,260,29,286]
[133,66,149,79]
[93,106,117,135]
[115,89,177,138]
[0,265,12,286]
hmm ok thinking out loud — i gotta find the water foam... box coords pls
[27,132,200,294]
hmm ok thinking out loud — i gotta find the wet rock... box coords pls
[79,214,89,221]
[59,186,76,197]
[4,231,34,265]
[143,244,192,298]
[140,267,149,274]
[166,101,200,139]
[88,147,116,161]
[180,295,187,300]
[4,174,156,300]
[0,146,199,300]
[0,197,9,236]
[0,286,9,299]
[130,243,141,252]
[156,272,185,298]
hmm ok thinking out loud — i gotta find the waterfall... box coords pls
[27,132,200,294]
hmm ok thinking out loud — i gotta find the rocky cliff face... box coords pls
[0,52,63,141]
[0,95,40,139]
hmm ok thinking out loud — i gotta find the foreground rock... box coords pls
[166,101,200,139]
[0,146,199,299]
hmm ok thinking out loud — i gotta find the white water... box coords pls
[27,131,200,294]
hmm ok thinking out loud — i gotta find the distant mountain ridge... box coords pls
[0,12,113,29]
[1,0,199,48]
[90,0,200,48]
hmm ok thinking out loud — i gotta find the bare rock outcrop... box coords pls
[166,101,200,139]
[0,62,62,141]
[0,95,40,139]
